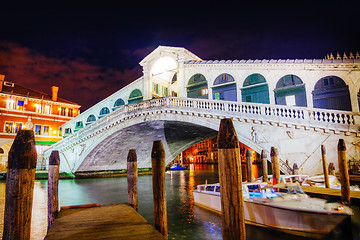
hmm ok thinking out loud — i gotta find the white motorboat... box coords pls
[256,174,309,185]
[193,182,353,238]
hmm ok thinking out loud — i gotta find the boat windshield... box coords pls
[247,184,304,200]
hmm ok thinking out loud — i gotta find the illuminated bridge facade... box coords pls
[41,46,360,176]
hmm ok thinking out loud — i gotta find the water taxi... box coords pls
[193,182,353,238]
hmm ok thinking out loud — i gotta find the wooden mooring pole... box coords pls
[271,147,280,185]
[321,145,330,188]
[246,149,253,182]
[261,150,268,182]
[337,139,351,206]
[2,130,37,240]
[48,150,60,230]
[151,140,168,239]
[217,118,246,240]
[127,149,138,211]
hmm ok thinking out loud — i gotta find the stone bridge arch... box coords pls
[43,97,360,176]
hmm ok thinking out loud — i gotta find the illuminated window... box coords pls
[17,100,24,110]
[201,88,208,95]
[162,86,169,96]
[4,122,14,133]
[153,83,159,94]
[60,107,66,116]
[58,127,62,137]
[68,108,73,117]
[34,125,41,135]
[35,103,42,113]
[15,123,22,133]
[43,126,50,136]
[44,104,51,114]
[6,99,15,109]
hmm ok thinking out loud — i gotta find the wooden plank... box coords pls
[45,203,165,240]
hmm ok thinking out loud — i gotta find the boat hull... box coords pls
[193,191,348,238]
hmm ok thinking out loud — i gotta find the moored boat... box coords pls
[170,162,187,170]
[193,182,353,238]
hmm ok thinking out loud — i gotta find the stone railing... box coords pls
[45,97,360,172]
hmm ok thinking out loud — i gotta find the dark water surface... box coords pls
[0,164,359,239]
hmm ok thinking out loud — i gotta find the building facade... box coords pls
[0,74,80,170]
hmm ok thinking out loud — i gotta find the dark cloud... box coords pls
[0,41,142,110]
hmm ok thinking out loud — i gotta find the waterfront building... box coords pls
[0,74,80,170]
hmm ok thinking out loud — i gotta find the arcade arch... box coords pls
[274,74,307,107]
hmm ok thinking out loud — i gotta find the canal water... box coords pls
[0,164,359,239]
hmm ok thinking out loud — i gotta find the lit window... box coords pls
[44,104,51,114]
[60,107,66,116]
[35,103,42,113]
[201,88,208,95]
[34,125,41,135]
[4,122,14,133]
[153,83,159,94]
[58,127,62,137]
[6,99,15,109]
[162,86,169,96]
[15,123,22,133]
[68,108,73,117]
[43,126,50,136]
[17,100,24,110]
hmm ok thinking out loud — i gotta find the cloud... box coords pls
[0,41,142,110]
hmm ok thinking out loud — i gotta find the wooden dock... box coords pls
[301,186,360,205]
[45,203,165,240]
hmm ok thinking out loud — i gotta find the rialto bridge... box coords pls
[41,46,360,176]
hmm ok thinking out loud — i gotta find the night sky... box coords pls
[1,1,359,110]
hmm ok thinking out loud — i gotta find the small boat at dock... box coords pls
[169,162,187,170]
[193,182,353,238]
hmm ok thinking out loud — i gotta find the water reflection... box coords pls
[0,164,358,240]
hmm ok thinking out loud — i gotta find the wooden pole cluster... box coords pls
[321,145,330,188]
[270,147,280,185]
[127,149,138,211]
[261,150,268,182]
[246,149,253,182]
[48,150,60,229]
[217,118,246,240]
[337,139,351,206]
[2,130,37,240]
[151,140,168,239]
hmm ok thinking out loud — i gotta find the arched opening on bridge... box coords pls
[128,89,143,104]
[241,73,270,104]
[150,56,178,98]
[113,98,125,111]
[99,107,110,118]
[274,74,307,107]
[187,74,208,99]
[312,76,351,111]
[212,73,237,101]
[86,114,96,125]
[75,121,84,132]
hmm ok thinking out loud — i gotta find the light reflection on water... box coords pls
[0,164,359,240]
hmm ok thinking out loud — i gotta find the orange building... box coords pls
[0,74,80,170]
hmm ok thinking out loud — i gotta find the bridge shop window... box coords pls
[86,114,97,125]
[274,74,307,107]
[75,121,84,132]
[212,73,237,101]
[241,73,270,104]
[99,107,110,118]
[187,74,208,99]
[128,89,143,104]
[113,98,125,111]
[313,76,351,111]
